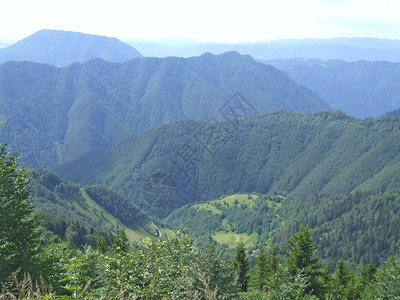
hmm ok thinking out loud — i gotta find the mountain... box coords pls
[55,110,400,217]
[30,168,156,241]
[265,58,400,118]
[0,41,8,49]
[0,52,330,168]
[0,29,143,67]
[127,38,400,62]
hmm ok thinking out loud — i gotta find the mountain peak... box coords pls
[0,29,143,67]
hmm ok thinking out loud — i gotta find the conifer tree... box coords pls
[360,261,376,285]
[284,225,323,297]
[0,142,40,281]
[267,245,279,274]
[235,238,249,292]
[331,259,351,299]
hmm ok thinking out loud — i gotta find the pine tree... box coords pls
[267,245,279,274]
[331,259,351,299]
[284,225,323,297]
[235,238,249,292]
[0,143,40,281]
[361,261,376,285]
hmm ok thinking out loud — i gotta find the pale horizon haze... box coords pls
[0,0,399,44]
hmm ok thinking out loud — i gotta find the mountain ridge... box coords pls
[0,52,330,168]
[128,37,400,61]
[55,110,400,217]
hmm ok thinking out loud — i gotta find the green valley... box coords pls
[166,191,400,269]
[56,110,400,218]
[2,25,400,299]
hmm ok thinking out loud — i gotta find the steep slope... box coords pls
[30,169,155,240]
[0,29,143,66]
[56,111,400,217]
[0,52,330,168]
[265,58,400,118]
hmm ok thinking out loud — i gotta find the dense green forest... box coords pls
[0,52,327,168]
[2,44,400,297]
[2,26,400,300]
[57,110,400,217]
[2,119,400,298]
[23,169,400,272]
[1,146,399,299]
[165,192,400,270]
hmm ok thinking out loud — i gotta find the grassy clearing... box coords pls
[265,197,283,210]
[193,203,223,214]
[222,218,231,231]
[215,194,259,208]
[125,227,149,240]
[213,231,258,249]
[193,193,259,214]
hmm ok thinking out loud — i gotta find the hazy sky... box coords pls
[0,0,399,43]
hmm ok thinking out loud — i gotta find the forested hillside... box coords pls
[3,131,400,299]
[57,110,400,217]
[2,26,400,299]
[266,58,400,118]
[0,52,329,168]
[30,169,155,243]
[0,29,143,66]
[165,192,400,269]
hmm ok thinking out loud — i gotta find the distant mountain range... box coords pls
[0,41,8,49]
[56,110,400,217]
[264,58,400,118]
[0,51,329,168]
[127,38,400,62]
[0,29,143,67]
